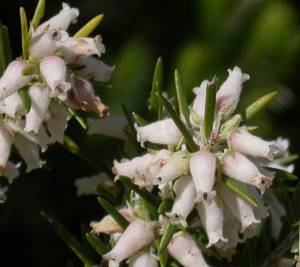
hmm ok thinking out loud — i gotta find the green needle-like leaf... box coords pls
[97,197,129,229]
[274,168,298,181]
[41,211,96,267]
[18,87,31,113]
[158,199,173,214]
[67,107,88,130]
[203,81,216,141]
[132,112,147,126]
[85,233,109,255]
[222,176,259,208]
[20,7,29,60]
[74,14,104,38]
[174,69,190,126]
[31,0,46,30]
[0,23,12,75]
[119,176,160,208]
[158,223,177,254]
[149,57,163,117]
[275,154,298,165]
[245,91,278,120]
[157,92,198,152]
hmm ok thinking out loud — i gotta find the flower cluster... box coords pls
[0,3,113,201]
[82,66,293,266]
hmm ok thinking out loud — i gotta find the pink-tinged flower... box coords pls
[153,150,189,184]
[167,232,209,267]
[24,85,50,134]
[57,35,105,63]
[218,182,260,232]
[14,134,43,172]
[166,175,196,226]
[221,152,274,193]
[135,118,182,146]
[265,190,286,239]
[76,57,115,82]
[47,102,70,144]
[34,3,79,36]
[128,251,158,267]
[197,197,227,248]
[0,123,14,172]
[0,60,32,101]
[40,55,71,101]
[0,92,23,119]
[103,220,154,264]
[191,79,215,125]
[29,29,68,59]
[229,127,277,160]
[90,208,133,235]
[68,77,108,117]
[3,161,20,184]
[216,66,249,116]
[190,151,216,203]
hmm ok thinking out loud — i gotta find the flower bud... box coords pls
[76,57,114,82]
[0,92,23,119]
[103,220,154,264]
[24,85,50,134]
[0,60,32,101]
[128,251,158,267]
[30,30,68,59]
[47,102,70,144]
[0,123,13,172]
[57,35,105,63]
[69,77,108,117]
[166,175,196,226]
[167,232,209,267]
[90,208,133,235]
[221,152,274,193]
[218,182,260,232]
[153,150,189,184]
[229,127,277,160]
[191,79,215,124]
[197,197,227,247]
[14,134,43,172]
[34,3,79,36]
[40,55,71,101]
[216,66,249,116]
[135,118,182,146]
[190,151,216,203]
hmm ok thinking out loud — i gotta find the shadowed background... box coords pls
[0,0,300,266]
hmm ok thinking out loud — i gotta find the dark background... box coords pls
[1,0,300,266]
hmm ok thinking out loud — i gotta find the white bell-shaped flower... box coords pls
[34,3,79,36]
[135,118,182,146]
[90,208,133,235]
[229,127,277,160]
[221,152,274,193]
[0,92,23,119]
[153,150,189,184]
[216,66,249,116]
[166,175,196,226]
[0,59,32,101]
[30,29,69,59]
[218,182,260,232]
[40,55,71,101]
[76,57,114,82]
[57,35,105,63]
[167,232,209,267]
[47,102,70,144]
[0,123,14,172]
[197,197,227,247]
[24,85,50,134]
[14,134,43,172]
[190,151,216,203]
[103,220,154,264]
[128,251,158,267]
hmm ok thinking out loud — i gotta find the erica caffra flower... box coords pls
[0,2,114,202]
[89,64,296,267]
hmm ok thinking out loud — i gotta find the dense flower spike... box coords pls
[0,1,112,202]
